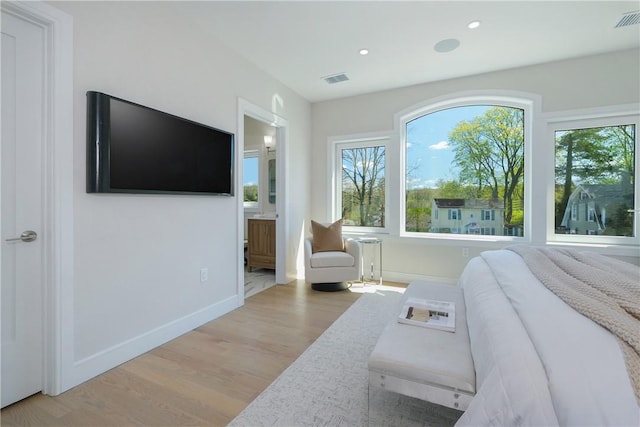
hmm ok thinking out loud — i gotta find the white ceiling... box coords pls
[173,1,640,103]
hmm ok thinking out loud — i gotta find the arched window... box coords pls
[400,96,532,239]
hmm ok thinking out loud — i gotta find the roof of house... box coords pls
[579,183,632,202]
[560,182,633,227]
[433,198,504,209]
[434,198,465,208]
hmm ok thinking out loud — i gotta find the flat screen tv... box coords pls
[86,91,234,196]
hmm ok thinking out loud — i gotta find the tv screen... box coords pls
[86,91,234,196]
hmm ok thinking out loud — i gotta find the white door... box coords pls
[1,10,45,408]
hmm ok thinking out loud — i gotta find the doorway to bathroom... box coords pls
[242,115,277,297]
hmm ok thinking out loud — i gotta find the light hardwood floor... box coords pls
[0,280,363,426]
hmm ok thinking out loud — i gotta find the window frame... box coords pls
[481,209,495,221]
[329,134,391,235]
[587,204,596,223]
[448,209,461,221]
[545,109,639,246]
[397,94,535,242]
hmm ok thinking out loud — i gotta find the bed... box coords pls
[456,247,639,426]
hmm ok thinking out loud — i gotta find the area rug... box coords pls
[228,286,463,426]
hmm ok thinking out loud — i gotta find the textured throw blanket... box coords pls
[507,245,640,405]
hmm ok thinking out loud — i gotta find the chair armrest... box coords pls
[304,237,313,269]
[344,238,362,270]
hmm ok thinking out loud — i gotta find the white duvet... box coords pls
[456,250,639,427]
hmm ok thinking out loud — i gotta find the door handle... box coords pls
[5,230,37,243]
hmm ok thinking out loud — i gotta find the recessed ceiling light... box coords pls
[434,38,460,53]
[468,20,481,29]
[359,48,369,55]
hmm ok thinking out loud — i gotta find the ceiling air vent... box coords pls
[615,10,640,28]
[323,73,349,84]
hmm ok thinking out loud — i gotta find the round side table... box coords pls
[356,237,382,285]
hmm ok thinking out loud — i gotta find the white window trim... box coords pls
[482,209,495,221]
[396,90,538,243]
[544,104,640,248]
[448,209,461,220]
[328,132,392,235]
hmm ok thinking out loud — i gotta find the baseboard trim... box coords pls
[64,296,238,392]
[382,270,457,285]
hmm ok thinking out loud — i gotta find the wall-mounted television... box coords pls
[86,91,234,196]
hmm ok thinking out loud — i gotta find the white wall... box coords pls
[311,49,640,283]
[51,1,310,390]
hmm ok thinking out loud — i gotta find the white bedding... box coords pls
[456,250,640,426]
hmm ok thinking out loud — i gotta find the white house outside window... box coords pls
[553,119,637,241]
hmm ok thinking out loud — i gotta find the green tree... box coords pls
[449,107,524,225]
[244,184,258,202]
[342,146,385,226]
[406,188,433,231]
[435,179,486,199]
[609,202,634,236]
[555,128,614,227]
[603,125,635,184]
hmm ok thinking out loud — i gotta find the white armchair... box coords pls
[304,237,361,291]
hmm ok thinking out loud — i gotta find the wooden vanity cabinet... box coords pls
[247,218,275,271]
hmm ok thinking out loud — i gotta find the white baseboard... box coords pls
[382,270,457,285]
[64,296,238,392]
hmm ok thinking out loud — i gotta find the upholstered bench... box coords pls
[368,281,476,411]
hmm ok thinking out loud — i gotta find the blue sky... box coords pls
[406,105,490,189]
[243,156,259,186]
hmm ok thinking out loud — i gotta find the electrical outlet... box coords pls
[200,268,208,283]
[462,247,469,258]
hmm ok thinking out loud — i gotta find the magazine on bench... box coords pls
[398,297,456,332]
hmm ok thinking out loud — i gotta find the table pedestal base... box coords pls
[311,282,351,292]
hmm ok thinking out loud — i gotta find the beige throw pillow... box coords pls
[311,219,344,253]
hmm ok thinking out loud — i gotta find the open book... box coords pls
[398,297,456,332]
